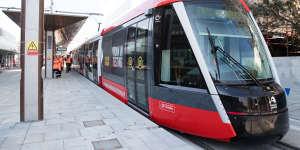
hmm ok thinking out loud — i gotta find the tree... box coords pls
[247,0,300,36]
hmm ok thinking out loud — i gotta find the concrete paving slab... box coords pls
[0,145,22,150]
[21,140,65,150]
[24,133,45,144]
[63,137,92,150]
[1,136,25,147]
[92,138,122,150]
[280,127,300,149]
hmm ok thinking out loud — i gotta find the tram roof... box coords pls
[101,0,251,36]
[101,0,181,36]
[70,35,101,52]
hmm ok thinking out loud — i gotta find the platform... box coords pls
[274,57,300,149]
[0,70,198,150]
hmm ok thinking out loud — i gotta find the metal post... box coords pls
[5,55,8,68]
[10,55,13,69]
[9,55,12,69]
[20,0,44,121]
[7,55,10,69]
[45,31,54,79]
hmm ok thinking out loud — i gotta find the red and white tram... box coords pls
[74,0,289,143]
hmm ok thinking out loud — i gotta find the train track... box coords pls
[167,128,299,150]
[189,138,216,150]
[272,141,299,150]
[192,137,299,150]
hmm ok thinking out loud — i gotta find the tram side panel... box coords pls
[86,43,93,80]
[74,40,100,84]
[101,30,127,104]
[73,47,83,74]
[71,49,79,72]
[79,46,85,75]
[91,40,99,84]
[98,37,103,87]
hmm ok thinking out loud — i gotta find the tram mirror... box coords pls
[145,9,153,17]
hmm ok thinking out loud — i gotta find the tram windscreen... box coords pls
[184,0,273,84]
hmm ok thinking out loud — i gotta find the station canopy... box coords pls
[2,8,102,47]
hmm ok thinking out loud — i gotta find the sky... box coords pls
[0,0,146,51]
[68,0,145,51]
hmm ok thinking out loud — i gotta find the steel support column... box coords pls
[45,31,54,79]
[20,0,44,121]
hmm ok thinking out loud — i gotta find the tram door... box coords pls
[126,19,150,112]
[92,41,98,83]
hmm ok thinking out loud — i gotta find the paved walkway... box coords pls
[0,70,20,125]
[0,70,198,150]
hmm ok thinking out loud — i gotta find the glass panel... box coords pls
[127,80,135,100]
[84,44,89,76]
[184,0,273,84]
[89,44,93,75]
[112,31,125,77]
[136,19,149,80]
[126,26,136,101]
[160,8,207,89]
[102,36,112,75]
[136,82,146,105]
[93,41,98,82]
[135,19,149,109]
[88,50,93,80]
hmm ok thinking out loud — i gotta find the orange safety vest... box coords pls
[59,57,64,65]
[85,56,89,63]
[53,59,61,71]
[66,57,71,64]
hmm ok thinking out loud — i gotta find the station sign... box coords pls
[56,47,67,51]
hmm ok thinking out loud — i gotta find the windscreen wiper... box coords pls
[207,28,221,80]
[206,28,264,88]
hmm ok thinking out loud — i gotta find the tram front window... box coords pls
[159,8,207,89]
[184,0,273,84]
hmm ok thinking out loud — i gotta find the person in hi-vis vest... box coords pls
[66,55,72,73]
[53,56,62,78]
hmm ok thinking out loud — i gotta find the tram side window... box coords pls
[93,41,98,69]
[102,36,112,74]
[88,43,93,72]
[159,8,207,89]
[91,41,98,81]
[111,30,125,77]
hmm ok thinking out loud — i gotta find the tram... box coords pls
[75,0,289,143]
[72,36,102,84]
